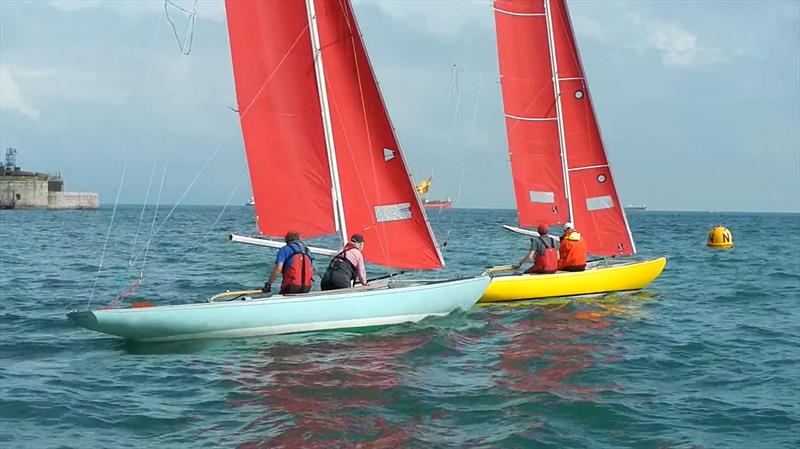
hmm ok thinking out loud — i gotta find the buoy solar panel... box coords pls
[707,226,733,249]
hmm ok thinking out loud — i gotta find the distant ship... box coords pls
[624,203,646,210]
[424,198,452,209]
[415,177,453,209]
[246,197,255,206]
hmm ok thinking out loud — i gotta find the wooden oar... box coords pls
[483,265,516,275]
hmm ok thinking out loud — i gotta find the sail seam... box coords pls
[568,164,609,172]
[493,8,545,17]
[559,77,584,81]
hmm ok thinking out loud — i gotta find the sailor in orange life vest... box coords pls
[558,222,587,272]
[321,234,369,290]
[512,224,560,274]
[263,231,314,294]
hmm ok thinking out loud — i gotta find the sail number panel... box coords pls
[374,203,412,223]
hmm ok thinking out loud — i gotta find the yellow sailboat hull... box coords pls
[480,257,667,303]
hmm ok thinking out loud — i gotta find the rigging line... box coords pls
[470,60,486,132]
[87,159,128,309]
[448,64,458,100]
[126,25,301,267]
[128,161,158,267]
[127,16,308,267]
[164,0,198,56]
[449,65,462,137]
[140,161,168,277]
[129,133,230,267]
[177,167,246,263]
[238,23,311,122]
[435,167,467,278]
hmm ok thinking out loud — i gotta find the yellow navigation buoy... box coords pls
[707,226,733,249]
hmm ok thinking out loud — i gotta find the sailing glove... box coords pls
[262,282,271,293]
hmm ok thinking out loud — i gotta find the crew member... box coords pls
[558,222,586,272]
[512,224,560,274]
[264,231,314,294]
[321,234,368,290]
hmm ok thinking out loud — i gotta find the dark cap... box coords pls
[285,231,300,243]
[350,233,365,243]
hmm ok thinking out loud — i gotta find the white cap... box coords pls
[564,222,574,229]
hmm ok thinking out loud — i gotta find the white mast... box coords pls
[306,0,348,247]
[544,0,574,225]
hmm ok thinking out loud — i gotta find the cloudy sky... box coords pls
[1,0,798,212]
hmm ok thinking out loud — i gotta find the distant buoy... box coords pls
[707,226,733,249]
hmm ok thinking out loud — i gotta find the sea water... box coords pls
[1,207,798,448]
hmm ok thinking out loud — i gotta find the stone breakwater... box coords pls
[0,176,98,209]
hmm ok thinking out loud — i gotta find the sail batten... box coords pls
[494,0,635,256]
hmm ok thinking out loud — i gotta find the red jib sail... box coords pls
[225,0,335,238]
[494,0,635,256]
[314,0,444,269]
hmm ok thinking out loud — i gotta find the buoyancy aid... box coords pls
[558,231,586,270]
[321,243,358,291]
[281,242,313,294]
[528,235,558,274]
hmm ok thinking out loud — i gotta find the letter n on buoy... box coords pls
[707,226,733,249]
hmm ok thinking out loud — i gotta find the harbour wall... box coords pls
[0,177,99,209]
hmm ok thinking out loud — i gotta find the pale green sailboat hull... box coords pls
[68,276,489,342]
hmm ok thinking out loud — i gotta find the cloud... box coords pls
[1,65,130,116]
[627,12,723,67]
[20,67,131,106]
[572,15,609,41]
[49,0,225,22]
[0,66,41,120]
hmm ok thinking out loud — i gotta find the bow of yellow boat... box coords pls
[480,257,667,303]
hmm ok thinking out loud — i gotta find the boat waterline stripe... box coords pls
[504,114,557,122]
[568,164,609,172]
[493,8,546,17]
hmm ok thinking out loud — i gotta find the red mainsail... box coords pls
[225,0,335,238]
[494,0,635,256]
[315,0,444,269]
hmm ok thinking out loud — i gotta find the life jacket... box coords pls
[528,235,558,274]
[321,243,358,291]
[280,242,313,294]
[558,231,587,270]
